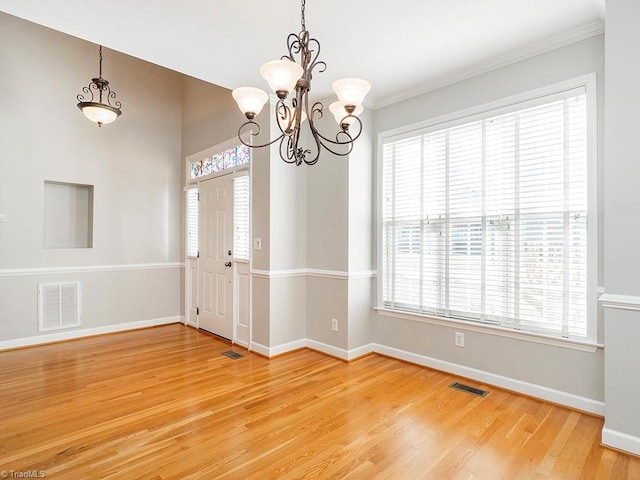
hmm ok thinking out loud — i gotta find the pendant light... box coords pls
[76,45,122,127]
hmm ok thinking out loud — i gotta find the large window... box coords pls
[381,81,595,341]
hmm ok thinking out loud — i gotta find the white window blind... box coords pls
[233,176,250,261]
[382,89,592,340]
[186,188,198,258]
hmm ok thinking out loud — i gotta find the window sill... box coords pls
[374,307,603,353]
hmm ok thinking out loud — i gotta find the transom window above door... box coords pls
[189,144,250,180]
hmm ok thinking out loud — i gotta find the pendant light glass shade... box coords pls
[332,78,371,107]
[260,60,304,98]
[232,87,269,118]
[78,103,120,125]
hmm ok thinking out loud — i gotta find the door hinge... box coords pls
[197,192,200,201]
[197,250,200,258]
[196,307,199,315]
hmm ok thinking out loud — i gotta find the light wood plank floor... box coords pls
[1,324,638,479]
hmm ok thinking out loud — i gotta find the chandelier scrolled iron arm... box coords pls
[232,0,370,166]
[237,88,364,166]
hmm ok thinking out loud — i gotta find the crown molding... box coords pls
[370,21,605,110]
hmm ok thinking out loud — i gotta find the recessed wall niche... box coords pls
[44,181,94,249]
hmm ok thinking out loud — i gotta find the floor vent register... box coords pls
[449,382,489,397]
[222,350,245,360]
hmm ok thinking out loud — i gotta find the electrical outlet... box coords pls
[331,318,339,332]
[455,332,465,347]
[253,238,262,250]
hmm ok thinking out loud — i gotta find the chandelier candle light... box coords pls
[232,0,371,166]
[76,45,122,127]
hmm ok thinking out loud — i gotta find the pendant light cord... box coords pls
[301,0,306,31]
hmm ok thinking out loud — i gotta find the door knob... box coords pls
[225,261,232,267]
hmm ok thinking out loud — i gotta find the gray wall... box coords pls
[267,109,308,347]
[371,34,605,403]
[179,76,276,347]
[0,13,182,342]
[304,106,374,352]
[602,0,640,455]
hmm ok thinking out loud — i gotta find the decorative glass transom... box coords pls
[190,145,250,179]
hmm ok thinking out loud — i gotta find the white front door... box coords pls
[198,175,233,339]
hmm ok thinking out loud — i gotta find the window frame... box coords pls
[376,74,599,347]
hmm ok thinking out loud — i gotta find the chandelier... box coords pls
[232,0,370,166]
[76,45,122,127]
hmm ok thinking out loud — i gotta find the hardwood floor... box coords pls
[1,325,638,479]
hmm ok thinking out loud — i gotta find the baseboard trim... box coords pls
[372,343,604,416]
[249,341,270,357]
[269,339,307,356]
[0,316,181,351]
[305,340,375,361]
[347,343,376,360]
[602,426,640,456]
[250,338,373,361]
[233,338,249,349]
[306,339,350,360]
[250,339,307,358]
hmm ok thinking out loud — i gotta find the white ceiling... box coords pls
[0,0,605,108]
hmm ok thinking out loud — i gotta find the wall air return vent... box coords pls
[38,282,81,332]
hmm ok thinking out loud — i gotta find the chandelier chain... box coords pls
[301,0,306,31]
[99,45,103,78]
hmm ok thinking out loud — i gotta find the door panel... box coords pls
[203,271,214,314]
[198,176,233,339]
[204,211,214,258]
[216,273,227,316]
